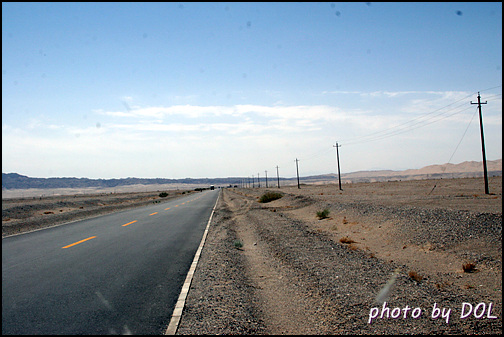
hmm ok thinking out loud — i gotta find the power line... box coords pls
[443,106,479,171]
[275,102,475,177]
[341,100,475,146]
[262,87,501,178]
[360,104,474,145]
[339,92,476,145]
[479,84,502,93]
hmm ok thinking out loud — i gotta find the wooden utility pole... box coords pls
[295,158,300,189]
[471,92,489,194]
[258,173,260,188]
[265,170,268,188]
[333,142,342,190]
[276,166,280,188]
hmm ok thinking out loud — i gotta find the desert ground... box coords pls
[3,176,502,334]
[2,188,196,237]
[177,176,501,334]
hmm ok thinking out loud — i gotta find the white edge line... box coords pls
[165,190,221,335]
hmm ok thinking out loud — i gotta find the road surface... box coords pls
[2,189,219,334]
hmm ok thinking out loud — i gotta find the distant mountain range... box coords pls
[1,174,243,190]
[2,159,501,190]
[300,159,502,184]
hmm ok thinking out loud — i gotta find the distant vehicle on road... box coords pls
[210,185,215,190]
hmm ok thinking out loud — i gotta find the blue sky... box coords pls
[2,2,502,179]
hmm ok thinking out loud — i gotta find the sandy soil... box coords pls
[178,176,502,334]
[2,189,196,237]
[272,176,502,304]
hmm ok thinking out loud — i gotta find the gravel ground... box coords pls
[177,177,501,334]
[2,190,194,237]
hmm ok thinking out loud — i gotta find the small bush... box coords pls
[233,240,243,249]
[462,262,476,273]
[159,192,169,198]
[316,209,330,219]
[339,236,355,244]
[259,191,283,203]
[408,271,422,283]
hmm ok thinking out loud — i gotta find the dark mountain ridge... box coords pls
[2,159,501,190]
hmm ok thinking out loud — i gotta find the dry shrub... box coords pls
[462,262,476,273]
[259,191,283,203]
[339,236,355,244]
[316,209,330,219]
[408,271,422,282]
[347,243,359,251]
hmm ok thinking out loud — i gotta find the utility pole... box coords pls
[295,158,300,189]
[276,166,280,188]
[471,92,489,194]
[258,173,260,188]
[333,142,342,190]
[252,175,255,188]
[265,170,268,188]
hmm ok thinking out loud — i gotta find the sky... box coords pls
[2,2,502,179]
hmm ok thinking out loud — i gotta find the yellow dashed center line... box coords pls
[62,236,97,249]
[62,196,202,250]
[122,220,137,227]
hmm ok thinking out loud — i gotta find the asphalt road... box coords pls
[2,189,220,335]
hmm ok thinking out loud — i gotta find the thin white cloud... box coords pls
[3,91,500,179]
[365,90,443,98]
[321,90,362,95]
[99,105,240,119]
[321,89,473,100]
[98,103,357,125]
